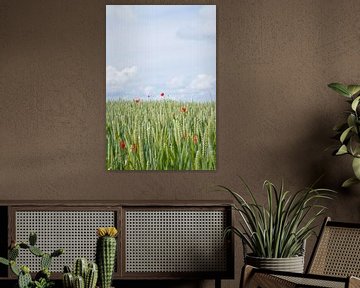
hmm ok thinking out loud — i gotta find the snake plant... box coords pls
[220,178,335,258]
[328,83,360,187]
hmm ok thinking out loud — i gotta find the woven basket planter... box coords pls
[245,254,305,273]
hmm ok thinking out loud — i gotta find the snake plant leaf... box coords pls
[352,157,360,179]
[347,85,360,97]
[328,83,351,97]
[351,96,360,111]
[336,144,348,155]
[342,177,360,188]
[340,127,353,143]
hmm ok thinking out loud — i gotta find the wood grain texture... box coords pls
[1,0,360,287]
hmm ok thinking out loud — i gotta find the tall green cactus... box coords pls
[96,227,118,288]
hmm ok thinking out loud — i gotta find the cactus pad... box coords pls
[18,271,32,288]
[51,248,64,257]
[29,245,44,257]
[29,232,37,246]
[40,253,52,269]
[8,247,19,260]
[19,243,30,249]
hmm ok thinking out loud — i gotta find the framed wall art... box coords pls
[106,5,216,171]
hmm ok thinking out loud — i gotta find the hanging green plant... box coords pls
[328,83,360,187]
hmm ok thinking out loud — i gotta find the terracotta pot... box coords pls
[245,254,304,273]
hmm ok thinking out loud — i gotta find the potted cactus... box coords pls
[96,227,118,288]
[0,232,63,288]
[62,258,98,288]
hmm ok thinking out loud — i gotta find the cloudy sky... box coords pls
[106,5,216,102]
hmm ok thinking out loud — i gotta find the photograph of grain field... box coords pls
[106,5,216,170]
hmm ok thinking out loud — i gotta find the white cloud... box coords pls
[190,74,215,90]
[106,65,137,91]
[167,76,184,88]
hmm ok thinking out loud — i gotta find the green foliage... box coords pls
[32,278,54,288]
[328,83,360,187]
[106,100,216,170]
[220,178,335,258]
[0,232,63,288]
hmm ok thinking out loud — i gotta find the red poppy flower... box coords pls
[134,98,140,103]
[193,135,198,144]
[119,140,126,150]
[131,143,138,153]
[180,107,187,113]
[160,92,165,97]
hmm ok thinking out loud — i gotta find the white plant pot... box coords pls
[245,254,305,273]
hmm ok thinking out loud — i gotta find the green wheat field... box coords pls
[106,100,216,170]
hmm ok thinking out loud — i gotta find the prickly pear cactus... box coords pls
[9,246,19,260]
[41,253,52,270]
[18,267,32,288]
[29,232,37,246]
[96,227,118,288]
[0,232,63,288]
[29,245,44,257]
